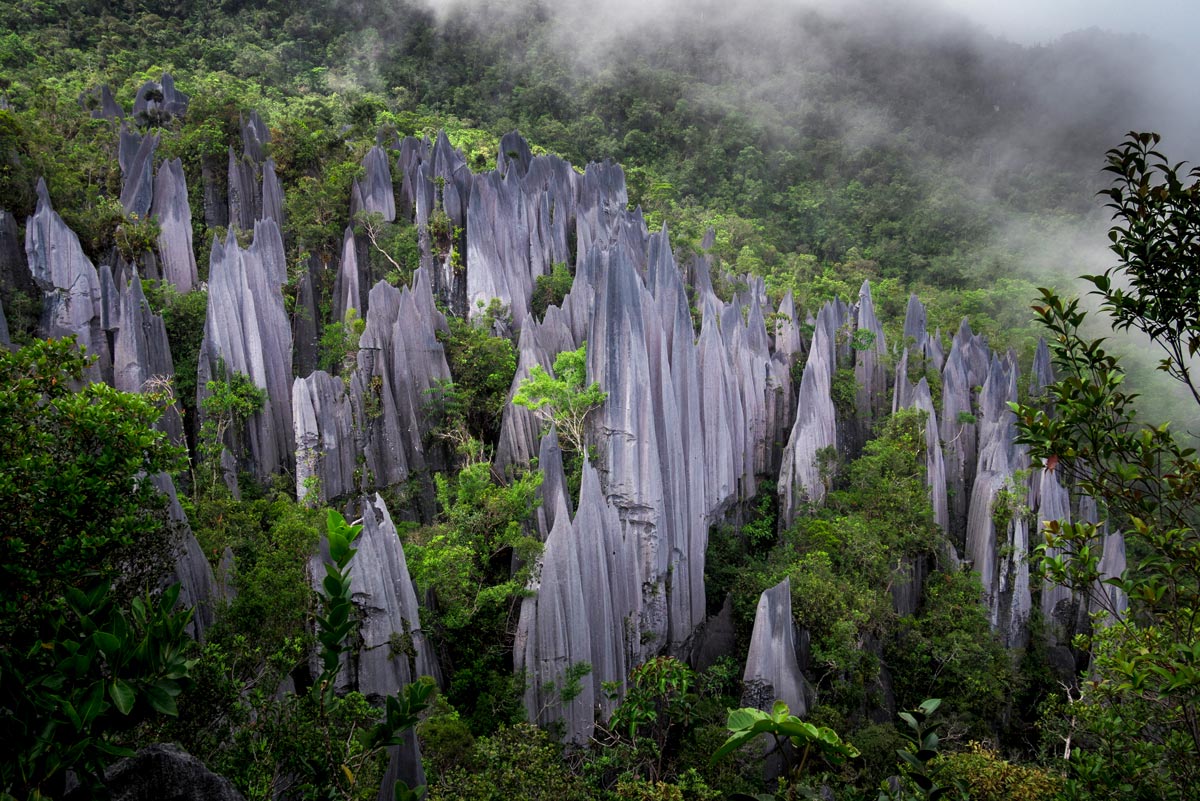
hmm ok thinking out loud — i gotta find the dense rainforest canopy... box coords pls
[1,1,1198,799]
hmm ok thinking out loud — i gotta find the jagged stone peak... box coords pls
[498,130,533,177]
[79,84,124,120]
[360,145,396,223]
[536,426,572,539]
[903,293,927,346]
[151,157,198,293]
[1031,337,1054,395]
[240,110,270,164]
[742,577,808,717]
[261,157,285,229]
[856,280,886,347]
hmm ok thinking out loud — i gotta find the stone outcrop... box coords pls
[350,270,451,494]
[293,370,357,505]
[964,355,1031,647]
[133,72,189,124]
[78,744,244,801]
[515,458,639,744]
[358,145,396,222]
[779,302,841,525]
[151,158,198,293]
[197,220,294,482]
[112,272,184,444]
[742,578,808,717]
[119,127,158,217]
[152,474,219,642]
[310,494,436,797]
[25,179,108,381]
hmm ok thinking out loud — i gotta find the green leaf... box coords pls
[109,679,136,715]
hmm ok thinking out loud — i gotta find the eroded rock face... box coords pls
[81,744,244,801]
[350,270,451,494]
[197,221,294,482]
[742,577,808,717]
[112,272,183,445]
[852,280,889,453]
[965,355,1031,647]
[293,371,357,505]
[359,146,396,223]
[25,179,108,381]
[779,302,841,526]
[151,474,218,642]
[119,127,158,217]
[151,158,198,293]
[515,458,639,744]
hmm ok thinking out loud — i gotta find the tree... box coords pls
[1012,132,1200,799]
[511,344,607,457]
[0,339,193,798]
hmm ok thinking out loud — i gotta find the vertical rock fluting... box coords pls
[151,473,218,642]
[310,494,437,799]
[350,270,451,494]
[112,271,184,445]
[151,158,198,293]
[24,179,109,381]
[742,577,808,717]
[852,280,888,453]
[964,355,1031,647]
[197,220,294,482]
[358,146,396,223]
[119,127,159,218]
[778,302,841,526]
[515,458,639,744]
[293,370,357,505]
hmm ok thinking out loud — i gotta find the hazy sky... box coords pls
[943,0,1198,50]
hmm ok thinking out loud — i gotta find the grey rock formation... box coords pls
[964,356,1031,647]
[151,158,198,293]
[0,208,32,299]
[497,130,533,177]
[1030,336,1055,403]
[85,743,244,801]
[1035,467,1076,637]
[25,179,108,380]
[240,111,270,164]
[0,292,9,347]
[333,226,364,323]
[940,319,990,544]
[292,255,322,378]
[852,280,888,452]
[227,145,261,232]
[317,494,440,698]
[576,161,630,255]
[495,306,575,473]
[779,302,840,525]
[261,157,285,229]
[350,271,451,493]
[197,220,294,482]
[133,73,189,125]
[112,272,184,445]
[152,474,218,641]
[910,377,949,532]
[742,577,808,717]
[79,84,123,120]
[359,146,396,222]
[534,426,572,540]
[515,458,639,743]
[293,371,357,505]
[119,127,159,217]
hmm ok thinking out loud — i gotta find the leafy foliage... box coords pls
[0,340,191,798]
[1012,133,1200,799]
[712,700,860,797]
[512,343,608,457]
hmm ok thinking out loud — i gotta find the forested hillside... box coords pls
[1,1,1197,799]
